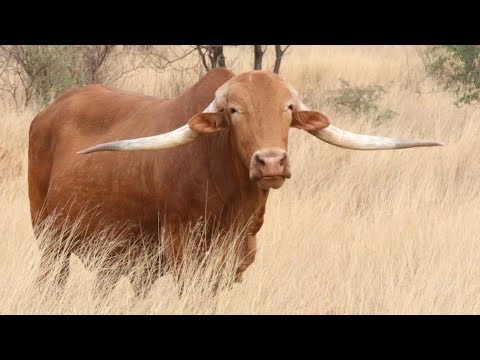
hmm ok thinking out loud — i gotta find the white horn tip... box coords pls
[425,141,444,147]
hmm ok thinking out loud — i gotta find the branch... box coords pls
[196,45,211,71]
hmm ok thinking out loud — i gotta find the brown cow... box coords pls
[28,68,442,296]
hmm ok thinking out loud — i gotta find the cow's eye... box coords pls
[229,108,238,115]
[288,104,294,110]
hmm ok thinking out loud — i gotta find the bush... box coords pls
[0,45,140,108]
[425,45,480,106]
[326,79,398,125]
[23,46,89,106]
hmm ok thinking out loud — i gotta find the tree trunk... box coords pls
[274,45,290,74]
[196,46,210,71]
[196,45,226,71]
[254,45,265,70]
[213,46,225,67]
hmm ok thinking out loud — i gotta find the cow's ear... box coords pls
[291,111,330,131]
[188,113,226,134]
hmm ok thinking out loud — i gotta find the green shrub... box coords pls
[23,46,89,106]
[326,79,398,125]
[0,45,122,108]
[425,45,480,106]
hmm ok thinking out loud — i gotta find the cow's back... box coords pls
[28,85,159,227]
[28,68,235,249]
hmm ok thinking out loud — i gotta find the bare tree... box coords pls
[78,45,116,83]
[80,45,149,85]
[273,45,291,74]
[146,46,200,73]
[254,45,268,70]
[0,45,294,110]
[0,47,23,108]
[0,45,55,108]
[0,45,147,109]
[195,45,226,71]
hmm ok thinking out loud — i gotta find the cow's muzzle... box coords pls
[250,148,291,189]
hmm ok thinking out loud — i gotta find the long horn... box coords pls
[310,126,443,150]
[77,101,216,154]
[299,102,443,150]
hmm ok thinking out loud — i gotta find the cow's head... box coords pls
[78,70,443,190]
[188,72,331,189]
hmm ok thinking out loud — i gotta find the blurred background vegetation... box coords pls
[1,44,479,115]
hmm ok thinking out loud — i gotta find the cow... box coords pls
[28,68,442,297]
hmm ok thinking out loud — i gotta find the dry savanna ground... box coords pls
[1,45,479,314]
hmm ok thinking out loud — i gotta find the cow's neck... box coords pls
[207,130,269,232]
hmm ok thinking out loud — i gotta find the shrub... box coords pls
[425,45,480,106]
[23,46,89,106]
[0,45,138,108]
[326,79,398,125]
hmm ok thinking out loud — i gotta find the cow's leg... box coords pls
[163,219,190,297]
[36,249,71,296]
[233,205,264,283]
[163,219,185,279]
[235,234,257,283]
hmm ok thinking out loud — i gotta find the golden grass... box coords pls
[1,45,479,314]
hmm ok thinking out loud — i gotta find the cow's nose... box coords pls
[254,150,288,177]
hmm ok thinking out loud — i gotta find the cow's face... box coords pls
[188,71,330,190]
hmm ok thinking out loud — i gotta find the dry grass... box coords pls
[1,45,479,314]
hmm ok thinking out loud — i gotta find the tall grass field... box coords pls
[1,45,478,314]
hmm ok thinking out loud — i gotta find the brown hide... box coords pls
[28,68,333,292]
[28,68,269,286]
